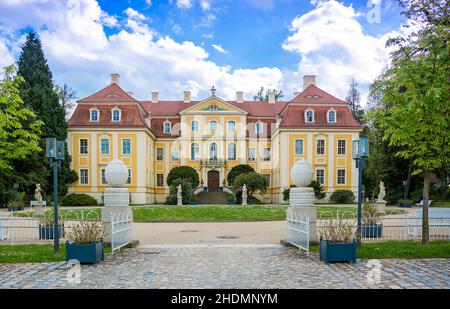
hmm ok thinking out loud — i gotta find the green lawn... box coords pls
[309,240,450,259]
[0,244,112,263]
[14,205,405,222]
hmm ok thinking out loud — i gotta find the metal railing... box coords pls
[111,209,133,254]
[285,209,309,252]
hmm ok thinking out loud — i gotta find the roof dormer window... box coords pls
[305,109,314,123]
[163,120,172,134]
[327,109,337,123]
[111,107,121,122]
[307,95,319,99]
[90,108,99,122]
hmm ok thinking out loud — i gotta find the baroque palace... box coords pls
[67,74,362,204]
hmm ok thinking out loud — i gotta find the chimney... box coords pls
[236,91,244,103]
[126,91,134,97]
[151,91,159,103]
[183,90,191,103]
[111,73,120,84]
[303,75,316,90]
[268,90,276,104]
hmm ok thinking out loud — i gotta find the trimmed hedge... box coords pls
[227,164,255,186]
[330,190,355,204]
[167,166,200,188]
[60,193,98,206]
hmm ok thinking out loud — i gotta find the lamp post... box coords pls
[352,135,369,246]
[45,138,65,253]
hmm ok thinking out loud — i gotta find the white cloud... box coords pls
[200,0,211,10]
[145,0,152,6]
[176,0,193,9]
[172,23,182,35]
[212,44,226,53]
[282,0,399,104]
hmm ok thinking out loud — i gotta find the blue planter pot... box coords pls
[189,202,198,205]
[8,206,24,212]
[361,224,382,238]
[227,201,236,205]
[39,225,65,240]
[66,240,104,264]
[398,202,412,208]
[319,239,357,263]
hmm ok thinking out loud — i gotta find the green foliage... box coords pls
[60,193,98,206]
[226,164,255,186]
[227,194,235,202]
[253,87,284,101]
[309,180,326,199]
[190,195,198,203]
[166,178,193,205]
[330,190,355,204]
[233,172,268,197]
[345,78,365,124]
[167,166,199,188]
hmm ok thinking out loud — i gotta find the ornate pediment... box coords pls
[180,96,247,115]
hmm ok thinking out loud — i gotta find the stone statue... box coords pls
[177,184,183,206]
[34,184,43,202]
[242,184,248,206]
[378,181,386,202]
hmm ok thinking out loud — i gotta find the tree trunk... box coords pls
[405,160,412,199]
[421,172,431,245]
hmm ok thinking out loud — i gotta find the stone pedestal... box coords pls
[376,201,386,213]
[102,187,130,242]
[289,187,317,242]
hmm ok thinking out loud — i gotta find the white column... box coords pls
[91,132,97,192]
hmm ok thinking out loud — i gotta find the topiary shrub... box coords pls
[233,172,268,204]
[60,193,98,206]
[165,178,193,205]
[167,166,200,188]
[227,164,255,186]
[330,190,355,204]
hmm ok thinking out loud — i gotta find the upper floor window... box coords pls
[228,120,236,133]
[255,122,264,134]
[172,148,180,161]
[191,120,199,132]
[112,108,121,122]
[122,139,131,155]
[209,143,218,160]
[100,138,110,155]
[316,139,325,155]
[156,148,164,161]
[90,108,99,122]
[79,139,88,154]
[248,148,256,161]
[327,110,336,123]
[191,142,200,161]
[305,109,314,123]
[227,143,237,160]
[163,121,172,134]
[294,139,304,156]
[210,120,218,133]
[337,139,346,155]
[263,148,271,161]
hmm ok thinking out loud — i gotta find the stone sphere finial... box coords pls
[105,159,128,187]
[291,160,313,187]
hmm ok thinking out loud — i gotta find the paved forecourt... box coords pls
[1,246,449,289]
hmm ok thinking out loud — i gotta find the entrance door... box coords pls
[207,170,220,192]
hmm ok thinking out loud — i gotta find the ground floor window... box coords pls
[316,169,325,185]
[80,169,89,184]
[263,174,271,187]
[127,169,132,184]
[157,174,164,187]
[337,169,346,185]
[101,169,106,184]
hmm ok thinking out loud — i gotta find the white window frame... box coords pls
[163,120,172,134]
[79,169,89,185]
[327,109,337,123]
[111,107,121,122]
[337,169,346,185]
[263,148,271,161]
[227,142,237,161]
[156,148,164,161]
[209,142,218,160]
[337,139,346,155]
[101,169,107,185]
[255,121,264,134]
[209,120,218,133]
[227,120,236,133]
[171,148,180,161]
[79,139,88,155]
[248,147,256,161]
[89,108,99,122]
[294,139,304,156]
[126,169,132,185]
[122,138,132,155]
[316,139,325,155]
[191,142,200,161]
[305,109,315,123]
[191,120,199,132]
[316,168,325,185]
[156,174,164,187]
[100,138,110,155]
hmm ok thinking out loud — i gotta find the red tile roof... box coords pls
[68,104,148,128]
[78,83,137,103]
[290,84,348,105]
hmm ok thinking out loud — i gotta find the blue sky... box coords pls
[0,0,407,105]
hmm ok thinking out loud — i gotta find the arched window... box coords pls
[209,143,217,160]
[90,108,99,122]
[210,120,218,133]
[112,107,121,122]
[163,120,172,134]
[191,120,199,132]
[227,143,236,160]
[191,142,200,160]
[305,109,314,123]
[327,109,336,123]
[228,120,236,132]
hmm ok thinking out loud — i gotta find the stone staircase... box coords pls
[197,192,229,204]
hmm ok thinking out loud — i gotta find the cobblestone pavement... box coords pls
[0,245,449,289]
